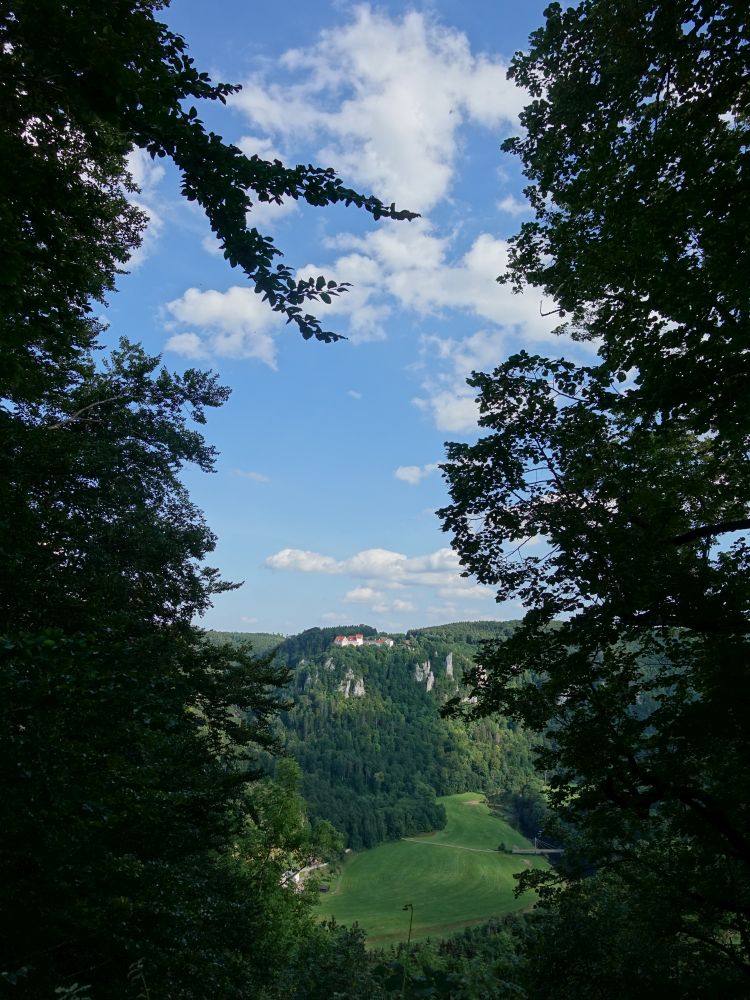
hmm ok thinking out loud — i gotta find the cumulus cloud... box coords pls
[497,194,530,216]
[427,603,458,619]
[352,592,416,614]
[266,549,341,574]
[394,463,439,486]
[264,544,492,598]
[201,234,223,256]
[294,253,390,343]
[124,147,166,268]
[336,224,543,329]
[164,332,209,360]
[344,586,384,603]
[159,6,570,401]
[126,146,165,195]
[126,199,164,270]
[392,598,416,612]
[231,6,524,213]
[161,9,554,378]
[438,584,495,600]
[413,390,479,433]
[295,218,559,357]
[238,134,286,164]
[163,286,283,367]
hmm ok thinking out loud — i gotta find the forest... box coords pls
[270,624,540,849]
[2,0,748,997]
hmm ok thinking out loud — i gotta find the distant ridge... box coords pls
[262,620,538,851]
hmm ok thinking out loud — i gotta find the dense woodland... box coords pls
[275,625,539,848]
[209,623,543,850]
[2,0,748,997]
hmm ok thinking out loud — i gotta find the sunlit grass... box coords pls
[317,792,547,943]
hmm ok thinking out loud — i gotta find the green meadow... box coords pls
[317,792,547,944]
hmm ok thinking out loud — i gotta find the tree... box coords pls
[440,0,750,987]
[499,0,749,440]
[1,3,417,995]
[1,0,416,404]
[0,341,304,996]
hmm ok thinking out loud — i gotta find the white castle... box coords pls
[333,633,394,648]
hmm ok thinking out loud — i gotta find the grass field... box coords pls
[316,792,547,944]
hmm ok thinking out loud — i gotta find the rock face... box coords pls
[415,660,435,692]
[323,657,335,671]
[445,652,454,678]
[338,667,365,698]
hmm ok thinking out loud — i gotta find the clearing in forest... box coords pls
[316,792,547,944]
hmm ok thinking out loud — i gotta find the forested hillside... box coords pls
[5,0,745,994]
[205,630,286,658]
[262,623,540,849]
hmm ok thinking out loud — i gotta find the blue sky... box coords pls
[109,0,580,635]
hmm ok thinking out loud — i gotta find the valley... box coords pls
[317,792,547,944]
[209,622,551,945]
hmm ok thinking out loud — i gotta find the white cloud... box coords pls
[413,390,479,433]
[265,543,478,593]
[159,8,573,397]
[438,584,495,601]
[124,148,166,268]
[344,586,384,603]
[497,194,529,216]
[234,469,271,483]
[294,219,559,355]
[240,615,259,624]
[394,463,439,486]
[238,136,302,228]
[427,603,458,619]
[126,147,165,195]
[238,134,286,164]
[392,598,416,612]
[249,196,299,229]
[164,286,283,367]
[201,234,223,256]
[126,200,164,270]
[294,253,390,343]
[266,549,341,574]
[232,6,524,213]
[164,332,209,359]
[345,591,416,614]
[347,389,362,400]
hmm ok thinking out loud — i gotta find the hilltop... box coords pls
[218,621,541,851]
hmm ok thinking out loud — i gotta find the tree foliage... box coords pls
[501,0,749,437]
[1,0,416,404]
[274,627,538,849]
[0,2,417,995]
[0,341,322,995]
[440,0,750,988]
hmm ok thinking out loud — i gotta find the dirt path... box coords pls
[401,838,499,855]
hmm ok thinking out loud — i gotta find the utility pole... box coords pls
[401,903,414,999]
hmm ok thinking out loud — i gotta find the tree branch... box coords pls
[669,519,750,545]
[49,395,127,429]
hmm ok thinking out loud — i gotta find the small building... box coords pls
[333,633,364,647]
